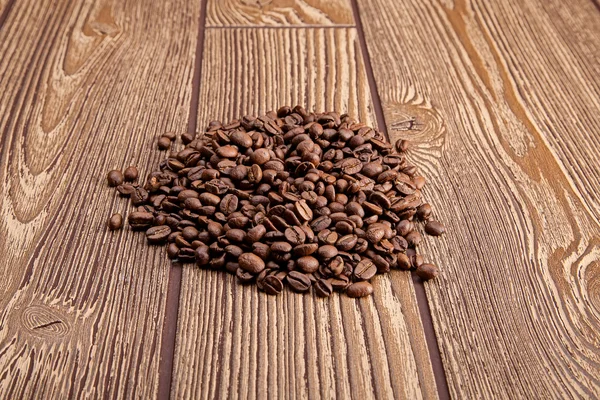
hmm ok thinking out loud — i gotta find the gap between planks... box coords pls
[349,0,451,398]
[0,0,17,30]
[157,0,208,398]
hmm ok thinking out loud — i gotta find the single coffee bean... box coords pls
[424,220,445,236]
[284,226,306,246]
[239,252,266,274]
[416,203,432,220]
[286,271,311,292]
[230,130,253,148]
[108,213,123,230]
[271,241,292,253]
[146,225,172,244]
[336,234,358,251]
[236,268,255,283]
[220,194,239,215]
[416,263,438,280]
[123,166,139,182]
[405,230,422,247]
[366,223,386,244]
[294,200,313,221]
[293,243,319,256]
[128,211,154,229]
[329,256,344,275]
[158,136,172,150]
[131,187,149,206]
[318,245,338,259]
[226,229,246,242]
[107,170,124,187]
[262,275,283,295]
[167,243,180,259]
[353,258,377,281]
[297,256,319,273]
[346,281,374,298]
[314,278,333,297]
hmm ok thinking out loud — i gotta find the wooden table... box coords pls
[1,0,599,398]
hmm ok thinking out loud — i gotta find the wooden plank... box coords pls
[0,0,199,397]
[356,0,600,398]
[206,0,354,26]
[172,27,438,400]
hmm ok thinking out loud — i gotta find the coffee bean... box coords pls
[226,229,246,242]
[294,200,313,221]
[416,203,432,220]
[271,241,292,253]
[220,194,238,215]
[286,271,311,292]
[107,170,123,187]
[346,281,374,298]
[318,245,338,259]
[108,213,123,230]
[158,136,171,150]
[297,256,319,273]
[366,223,386,244]
[416,263,438,280]
[131,187,149,206]
[123,166,139,182]
[336,234,358,251]
[353,258,377,281]
[128,211,154,229]
[230,130,253,148]
[314,278,333,297]
[146,225,171,244]
[293,243,319,256]
[262,275,283,295]
[405,230,422,247]
[239,252,266,274]
[425,220,445,236]
[285,226,306,246]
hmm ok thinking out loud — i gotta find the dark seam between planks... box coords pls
[205,24,356,29]
[590,0,600,13]
[349,0,451,398]
[156,0,208,398]
[0,0,16,30]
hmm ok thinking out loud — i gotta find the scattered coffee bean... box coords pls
[123,166,139,182]
[108,213,123,230]
[107,170,123,187]
[106,107,446,298]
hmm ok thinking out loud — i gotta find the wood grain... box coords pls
[0,0,198,397]
[206,0,354,26]
[356,0,600,397]
[172,27,438,400]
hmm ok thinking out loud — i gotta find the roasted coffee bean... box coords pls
[236,268,255,283]
[318,245,338,259]
[416,263,438,280]
[314,278,333,297]
[286,271,311,292]
[293,243,319,256]
[405,230,422,247]
[128,211,154,229]
[107,170,124,187]
[271,241,292,253]
[424,220,445,236]
[285,226,306,246]
[294,200,313,221]
[226,229,246,242]
[220,194,239,215]
[239,252,266,274]
[123,166,139,182]
[262,275,283,295]
[158,136,171,150]
[131,187,149,206]
[329,256,344,275]
[330,274,350,290]
[108,213,123,230]
[353,258,377,281]
[346,281,374,298]
[246,224,266,243]
[336,234,357,251]
[146,225,172,244]
[366,223,386,244]
[297,256,319,273]
[416,203,432,220]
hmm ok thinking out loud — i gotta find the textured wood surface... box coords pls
[356,0,600,398]
[0,0,198,397]
[171,27,438,400]
[206,0,354,26]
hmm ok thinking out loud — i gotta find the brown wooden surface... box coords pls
[356,0,600,397]
[1,0,599,398]
[206,0,354,26]
[0,0,199,397]
[171,27,437,400]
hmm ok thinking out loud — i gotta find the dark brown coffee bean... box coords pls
[271,241,292,253]
[158,136,171,150]
[310,216,331,232]
[250,148,271,165]
[353,258,377,281]
[108,213,123,230]
[262,275,283,295]
[131,187,149,206]
[107,170,123,187]
[294,200,313,221]
[405,230,422,247]
[314,279,333,297]
[246,224,266,243]
[220,194,238,215]
[182,226,199,241]
[346,281,374,298]
[146,225,172,244]
[424,220,445,236]
[329,256,344,275]
[297,256,319,273]
[252,242,271,260]
[247,164,263,184]
[226,229,246,242]
[230,130,253,148]
[416,203,432,220]
[128,211,154,229]
[318,245,338,259]
[286,271,311,292]
[195,245,210,266]
[330,275,350,290]
[167,243,180,259]
[366,223,386,244]
[236,252,265,274]
[284,226,306,246]
[395,139,410,152]
[236,268,255,283]
[116,184,135,196]
[123,166,138,182]
[336,234,357,251]
[416,263,438,280]
[293,243,319,256]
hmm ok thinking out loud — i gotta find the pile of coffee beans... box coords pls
[106,106,445,297]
